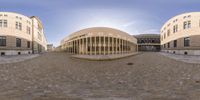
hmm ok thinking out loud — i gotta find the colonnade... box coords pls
[62,36,137,55]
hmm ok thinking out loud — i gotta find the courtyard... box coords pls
[0,52,200,100]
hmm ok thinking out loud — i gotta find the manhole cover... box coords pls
[196,80,200,83]
[127,62,134,65]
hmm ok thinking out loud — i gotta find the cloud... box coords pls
[142,29,160,34]
[122,21,135,27]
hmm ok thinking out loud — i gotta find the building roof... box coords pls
[61,27,137,44]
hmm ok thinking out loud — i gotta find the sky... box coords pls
[0,0,200,46]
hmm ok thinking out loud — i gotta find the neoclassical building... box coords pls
[161,12,200,55]
[0,12,47,56]
[60,27,137,58]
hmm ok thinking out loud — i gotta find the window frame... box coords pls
[184,37,190,47]
[0,36,6,46]
[173,40,177,48]
[16,38,21,47]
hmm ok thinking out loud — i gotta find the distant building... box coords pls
[54,45,62,52]
[134,34,160,51]
[0,12,47,56]
[60,27,138,59]
[161,12,200,55]
[47,44,54,52]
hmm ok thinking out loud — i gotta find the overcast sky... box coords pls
[1,0,200,46]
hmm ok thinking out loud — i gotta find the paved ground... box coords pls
[160,52,200,64]
[0,54,39,64]
[72,52,139,60]
[0,52,200,100]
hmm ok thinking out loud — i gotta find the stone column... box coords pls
[104,36,106,55]
[71,41,73,54]
[119,39,121,54]
[77,39,79,54]
[71,42,73,54]
[73,40,78,53]
[128,41,130,53]
[83,38,85,54]
[79,38,81,54]
[72,41,74,54]
[81,38,83,54]
[73,40,75,54]
[94,36,96,55]
[75,40,76,54]
[71,41,72,54]
[82,38,84,54]
[69,42,71,53]
[70,41,73,54]
[108,37,110,55]
[76,39,77,54]
[86,37,88,55]
[112,37,114,54]
[90,37,92,55]
[125,40,128,53]
[66,43,68,53]
[122,39,124,54]
[80,38,82,54]
[99,36,101,55]
[116,38,118,54]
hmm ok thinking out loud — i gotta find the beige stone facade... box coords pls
[31,16,47,53]
[60,27,137,58]
[0,12,47,56]
[161,12,200,55]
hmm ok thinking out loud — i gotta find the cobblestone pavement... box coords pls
[72,52,139,60]
[0,52,200,100]
[0,54,39,64]
[160,52,200,64]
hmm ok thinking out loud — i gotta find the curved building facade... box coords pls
[0,12,47,55]
[61,27,137,58]
[161,12,200,55]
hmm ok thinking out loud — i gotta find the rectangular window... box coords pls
[27,41,30,48]
[188,21,191,28]
[173,25,178,33]
[26,26,31,34]
[183,21,191,29]
[0,36,6,46]
[16,22,22,30]
[183,21,187,29]
[3,20,7,27]
[19,22,22,30]
[173,40,177,48]
[16,38,21,47]
[184,37,190,47]
[0,20,7,27]
[16,22,18,29]
[0,20,2,27]
[176,25,178,32]
[167,42,170,48]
